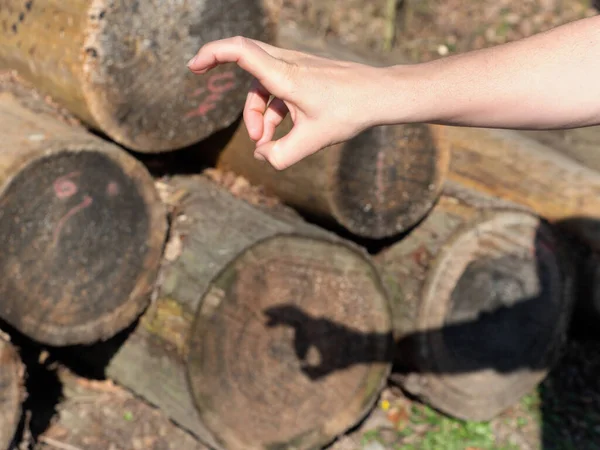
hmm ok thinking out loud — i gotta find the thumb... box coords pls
[254,124,327,170]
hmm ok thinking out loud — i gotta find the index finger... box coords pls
[187,36,284,91]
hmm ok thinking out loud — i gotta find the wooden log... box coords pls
[522,127,600,173]
[517,128,600,331]
[376,182,574,421]
[76,175,393,450]
[36,368,208,450]
[432,125,600,251]
[0,0,271,152]
[0,75,167,346]
[215,26,449,239]
[0,337,24,450]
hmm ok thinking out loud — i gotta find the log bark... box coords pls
[522,127,600,173]
[215,25,449,239]
[80,175,393,450]
[432,125,600,251]
[376,182,574,421]
[0,0,271,152]
[0,75,167,346]
[0,337,24,450]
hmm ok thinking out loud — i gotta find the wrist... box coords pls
[369,63,438,127]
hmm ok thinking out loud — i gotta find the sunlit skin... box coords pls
[187,15,600,171]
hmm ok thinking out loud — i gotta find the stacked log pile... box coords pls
[0,4,597,450]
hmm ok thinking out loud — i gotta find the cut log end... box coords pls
[82,0,272,152]
[0,150,165,346]
[403,212,570,420]
[331,123,446,238]
[0,0,271,152]
[187,235,392,450]
[0,339,24,450]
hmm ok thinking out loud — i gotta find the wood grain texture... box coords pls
[376,183,574,421]
[0,337,24,450]
[0,76,167,345]
[0,0,272,152]
[522,126,600,173]
[215,25,449,239]
[93,175,393,450]
[434,125,600,251]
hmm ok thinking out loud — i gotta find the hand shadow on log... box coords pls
[263,219,600,449]
[263,304,395,380]
[264,222,565,380]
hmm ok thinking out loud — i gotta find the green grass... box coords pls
[361,402,520,450]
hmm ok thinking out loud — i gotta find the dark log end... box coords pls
[330,123,447,238]
[187,236,392,450]
[399,213,571,420]
[83,0,272,152]
[0,339,24,449]
[0,150,166,345]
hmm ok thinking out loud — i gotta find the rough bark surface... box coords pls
[215,25,449,239]
[92,175,393,450]
[376,183,574,421]
[434,125,600,251]
[0,337,24,450]
[0,0,272,152]
[522,127,600,173]
[0,75,167,345]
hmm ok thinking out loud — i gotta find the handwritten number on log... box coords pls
[52,172,94,245]
[185,72,236,118]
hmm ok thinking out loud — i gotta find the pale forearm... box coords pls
[380,15,600,130]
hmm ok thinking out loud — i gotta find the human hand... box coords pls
[187,36,384,170]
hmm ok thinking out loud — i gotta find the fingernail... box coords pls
[254,151,266,161]
[186,55,198,67]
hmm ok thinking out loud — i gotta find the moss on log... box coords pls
[85,175,393,450]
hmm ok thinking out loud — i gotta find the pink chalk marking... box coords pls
[208,72,236,94]
[106,181,119,197]
[53,171,81,199]
[52,195,93,246]
[185,71,236,119]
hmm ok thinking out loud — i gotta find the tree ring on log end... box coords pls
[416,212,570,420]
[329,124,447,238]
[187,235,393,450]
[0,339,23,449]
[82,0,271,152]
[0,150,161,346]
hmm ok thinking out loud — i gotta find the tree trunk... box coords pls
[376,182,574,421]
[0,75,167,346]
[0,337,24,450]
[0,0,271,152]
[215,25,449,239]
[433,124,600,251]
[521,127,600,173]
[79,175,393,450]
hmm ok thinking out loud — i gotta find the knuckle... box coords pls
[233,35,248,49]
